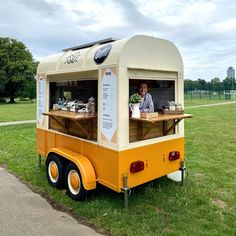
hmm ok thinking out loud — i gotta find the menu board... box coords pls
[37,75,46,125]
[101,69,117,142]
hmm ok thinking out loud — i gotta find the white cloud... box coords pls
[0,0,235,80]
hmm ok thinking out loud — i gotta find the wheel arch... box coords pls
[47,147,96,190]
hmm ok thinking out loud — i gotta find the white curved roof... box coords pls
[37,35,183,75]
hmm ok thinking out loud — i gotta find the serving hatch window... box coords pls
[129,79,175,111]
[129,79,176,143]
[48,79,98,141]
[49,80,98,110]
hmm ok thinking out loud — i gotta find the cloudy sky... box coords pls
[0,0,235,80]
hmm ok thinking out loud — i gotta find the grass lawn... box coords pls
[0,102,36,122]
[0,104,235,235]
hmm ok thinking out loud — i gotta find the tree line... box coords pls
[0,37,38,103]
[184,77,236,93]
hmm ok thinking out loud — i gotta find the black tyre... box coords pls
[46,154,65,189]
[65,163,90,201]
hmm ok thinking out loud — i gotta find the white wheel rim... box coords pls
[67,169,81,195]
[48,161,59,183]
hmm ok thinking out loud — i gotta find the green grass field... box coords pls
[0,102,36,122]
[0,103,235,235]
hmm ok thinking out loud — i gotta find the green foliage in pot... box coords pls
[129,93,142,104]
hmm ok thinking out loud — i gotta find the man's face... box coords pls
[139,83,147,97]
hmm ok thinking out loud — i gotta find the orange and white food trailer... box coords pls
[36,35,192,206]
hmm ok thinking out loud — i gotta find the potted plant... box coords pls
[129,93,142,118]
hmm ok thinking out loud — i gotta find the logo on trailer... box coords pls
[65,51,81,64]
[94,44,112,64]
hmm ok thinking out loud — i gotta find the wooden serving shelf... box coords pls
[43,110,97,140]
[129,114,192,142]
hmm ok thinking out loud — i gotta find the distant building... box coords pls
[227,66,235,79]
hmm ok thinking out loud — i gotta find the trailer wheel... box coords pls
[46,154,64,189]
[65,163,89,201]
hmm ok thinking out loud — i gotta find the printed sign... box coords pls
[37,75,46,125]
[101,68,117,142]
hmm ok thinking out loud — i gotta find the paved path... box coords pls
[0,167,102,236]
[0,120,36,126]
[185,101,236,109]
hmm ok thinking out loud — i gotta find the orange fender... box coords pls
[47,147,96,190]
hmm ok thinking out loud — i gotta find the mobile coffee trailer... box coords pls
[36,35,192,205]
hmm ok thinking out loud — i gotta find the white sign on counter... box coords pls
[37,75,46,125]
[101,69,117,142]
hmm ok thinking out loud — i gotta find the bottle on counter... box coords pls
[58,98,63,110]
[87,97,96,116]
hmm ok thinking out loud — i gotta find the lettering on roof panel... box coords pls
[64,51,81,64]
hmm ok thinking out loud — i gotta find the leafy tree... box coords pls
[0,70,7,102]
[211,77,220,84]
[211,77,221,91]
[223,77,234,90]
[184,79,194,92]
[0,37,36,103]
[197,78,206,90]
[0,70,6,97]
[21,76,37,101]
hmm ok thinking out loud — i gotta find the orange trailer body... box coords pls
[36,35,191,201]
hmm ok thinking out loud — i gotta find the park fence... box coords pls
[184,89,236,100]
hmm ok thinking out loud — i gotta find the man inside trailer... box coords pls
[129,79,176,112]
[137,81,154,112]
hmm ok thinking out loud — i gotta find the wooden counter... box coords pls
[43,110,96,120]
[129,113,192,141]
[130,114,192,123]
[43,110,97,140]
